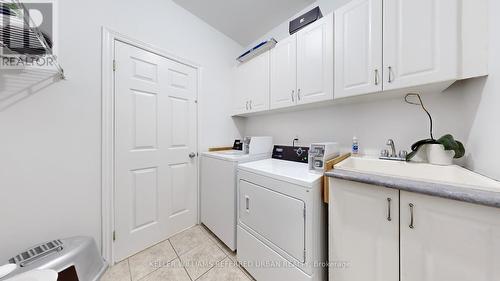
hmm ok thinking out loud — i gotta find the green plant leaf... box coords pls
[437,134,465,159]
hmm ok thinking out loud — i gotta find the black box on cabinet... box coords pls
[289,6,323,34]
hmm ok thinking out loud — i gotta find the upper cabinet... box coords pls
[334,0,488,100]
[234,51,270,115]
[236,13,333,114]
[296,12,334,105]
[334,0,383,99]
[269,13,334,110]
[270,35,297,110]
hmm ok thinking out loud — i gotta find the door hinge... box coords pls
[113,60,116,72]
[113,231,116,242]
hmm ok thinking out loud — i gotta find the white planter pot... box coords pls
[426,144,455,165]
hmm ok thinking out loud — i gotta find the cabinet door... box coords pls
[383,0,458,91]
[234,64,249,115]
[234,51,270,115]
[270,35,297,110]
[296,12,334,104]
[329,179,399,281]
[400,191,500,281]
[334,0,383,99]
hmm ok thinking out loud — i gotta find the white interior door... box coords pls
[400,191,500,281]
[296,13,334,104]
[383,0,458,90]
[334,0,383,99]
[114,40,198,261]
[270,34,297,109]
[329,179,399,281]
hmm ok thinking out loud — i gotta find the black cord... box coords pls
[405,93,435,140]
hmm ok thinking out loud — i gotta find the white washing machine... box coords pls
[237,145,328,281]
[200,137,273,251]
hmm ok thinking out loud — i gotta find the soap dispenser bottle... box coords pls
[352,137,359,155]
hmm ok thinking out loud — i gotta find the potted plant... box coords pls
[405,93,465,165]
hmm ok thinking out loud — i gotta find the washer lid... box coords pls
[238,159,323,188]
[201,151,269,162]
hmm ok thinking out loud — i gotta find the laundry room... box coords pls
[1,0,500,280]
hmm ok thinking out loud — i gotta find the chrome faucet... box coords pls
[380,139,408,161]
[386,139,397,157]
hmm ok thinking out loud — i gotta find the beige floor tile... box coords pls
[100,260,131,281]
[170,225,212,256]
[201,224,237,261]
[179,240,226,280]
[128,240,177,281]
[140,259,190,281]
[197,258,252,281]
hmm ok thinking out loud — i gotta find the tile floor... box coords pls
[101,225,254,281]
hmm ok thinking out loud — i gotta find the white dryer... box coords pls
[201,137,273,251]
[237,145,328,281]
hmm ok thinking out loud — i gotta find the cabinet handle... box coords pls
[375,69,379,85]
[245,101,249,110]
[245,196,250,212]
[409,203,415,229]
[249,100,252,109]
[387,198,392,221]
[297,89,302,101]
[291,90,295,102]
[388,66,393,83]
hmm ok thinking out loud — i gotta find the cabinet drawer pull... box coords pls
[409,203,415,229]
[387,198,392,221]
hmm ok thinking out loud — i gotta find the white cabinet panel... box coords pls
[383,0,458,90]
[270,35,297,109]
[334,0,383,99]
[329,179,399,281]
[297,13,333,104]
[400,191,500,281]
[234,51,270,115]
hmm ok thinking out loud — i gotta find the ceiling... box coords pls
[173,0,315,46]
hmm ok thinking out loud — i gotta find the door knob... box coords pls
[189,152,196,158]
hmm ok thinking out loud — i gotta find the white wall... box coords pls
[242,0,500,180]
[0,0,242,261]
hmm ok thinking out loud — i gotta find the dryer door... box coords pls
[239,179,306,262]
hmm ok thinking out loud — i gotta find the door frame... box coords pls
[101,27,201,264]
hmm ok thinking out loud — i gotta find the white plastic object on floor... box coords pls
[4,270,57,281]
[0,264,17,279]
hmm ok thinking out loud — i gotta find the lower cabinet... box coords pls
[330,178,500,281]
[329,179,399,281]
[400,191,500,281]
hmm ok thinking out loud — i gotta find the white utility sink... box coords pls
[335,156,500,193]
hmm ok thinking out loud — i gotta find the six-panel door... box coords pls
[329,178,399,281]
[400,191,500,281]
[334,0,383,99]
[114,41,198,261]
